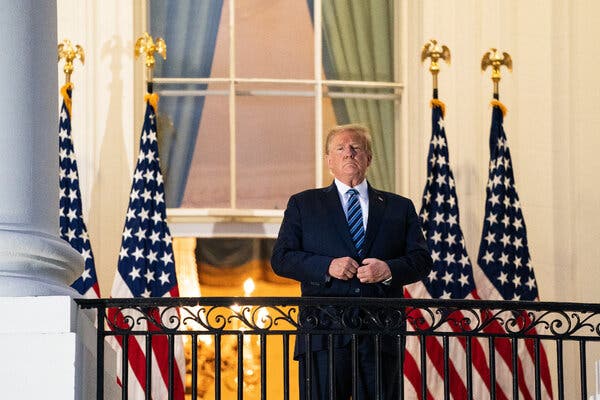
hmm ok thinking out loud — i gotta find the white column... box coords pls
[0,0,82,296]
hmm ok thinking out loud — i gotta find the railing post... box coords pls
[580,340,587,400]
[466,336,473,400]
[398,334,405,400]
[145,333,152,400]
[283,333,290,400]
[237,333,243,400]
[168,334,175,400]
[215,334,222,400]
[260,333,267,400]
[489,337,496,400]
[327,334,335,400]
[534,338,541,400]
[191,333,198,400]
[97,306,105,400]
[557,339,564,400]
[351,334,358,400]
[443,336,450,400]
[511,338,519,399]
[420,334,427,399]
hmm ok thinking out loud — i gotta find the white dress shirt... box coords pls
[334,178,369,230]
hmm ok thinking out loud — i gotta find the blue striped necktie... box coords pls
[346,189,365,257]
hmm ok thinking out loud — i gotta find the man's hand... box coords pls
[328,256,359,280]
[357,258,391,283]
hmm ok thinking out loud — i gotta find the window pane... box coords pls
[319,0,397,192]
[236,95,315,209]
[178,94,231,208]
[150,0,225,79]
[322,94,396,192]
[321,0,395,82]
[235,0,314,79]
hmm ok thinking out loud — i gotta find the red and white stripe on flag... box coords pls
[407,99,512,399]
[108,95,186,399]
[404,283,514,400]
[406,99,553,399]
[108,282,186,400]
[476,102,553,399]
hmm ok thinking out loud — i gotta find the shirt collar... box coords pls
[334,178,368,199]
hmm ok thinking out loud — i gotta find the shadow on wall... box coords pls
[88,35,132,295]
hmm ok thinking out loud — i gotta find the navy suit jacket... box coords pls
[271,182,432,356]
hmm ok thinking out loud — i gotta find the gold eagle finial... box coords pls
[421,39,451,72]
[135,32,167,83]
[481,48,512,96]
[58,39,85,84]
[421,39,450,91]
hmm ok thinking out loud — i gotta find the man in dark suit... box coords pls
[271,124,432,400]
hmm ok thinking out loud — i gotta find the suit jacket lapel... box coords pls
[323,183,357,255]
[364,185,386,256]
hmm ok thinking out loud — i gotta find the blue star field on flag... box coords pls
[418,101,476,299]
[59,85,100,298]
[477,103,538,301]
[115,96,178,298]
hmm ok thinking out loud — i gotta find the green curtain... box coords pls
[320,0,396,192]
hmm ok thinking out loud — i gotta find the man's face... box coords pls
[326,130,372,186]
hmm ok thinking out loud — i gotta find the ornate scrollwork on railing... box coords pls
[104,304,186,333]
[78,297,600,400]
[80,297,600,340]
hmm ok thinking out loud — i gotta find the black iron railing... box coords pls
[76,297,600,400]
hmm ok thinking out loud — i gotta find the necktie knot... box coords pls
[346,188,365,256]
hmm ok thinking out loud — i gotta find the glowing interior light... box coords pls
[243,278,255,296]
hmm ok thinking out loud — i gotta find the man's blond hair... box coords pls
[324,123,373,157]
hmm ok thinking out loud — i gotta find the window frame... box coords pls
[146,0,405,238]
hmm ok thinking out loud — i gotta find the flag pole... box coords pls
[421,39,450,100]
[58,39,85,85]
[481,48,512,101]
[413,39,501,399]
[112,31,186,400]
[135,32,167,95]
[57,40,102,298]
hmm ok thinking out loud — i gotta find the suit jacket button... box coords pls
[354,288,360,294]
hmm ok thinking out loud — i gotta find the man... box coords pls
[271,124,432,400]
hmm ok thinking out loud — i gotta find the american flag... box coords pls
[476,100,553,399]
[405,98,502,399]
[59,83,101,298]
[109,94,185,399]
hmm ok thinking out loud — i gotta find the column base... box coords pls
[0,229,84,296]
